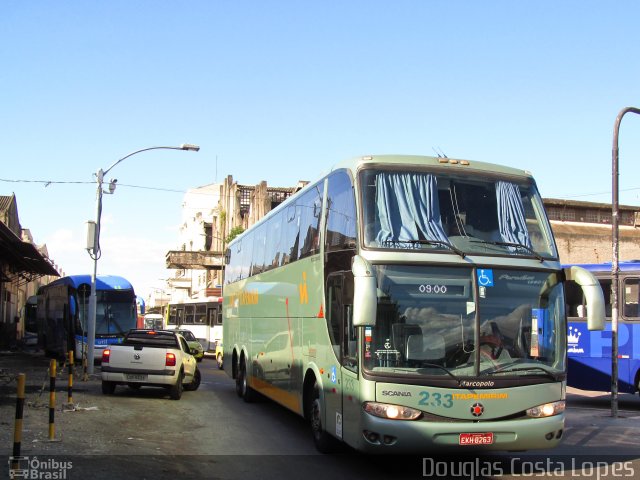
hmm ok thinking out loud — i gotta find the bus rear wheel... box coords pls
[309,383,339,453]
[236,359,257,403]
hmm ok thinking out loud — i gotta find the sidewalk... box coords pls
[1,349,104,457]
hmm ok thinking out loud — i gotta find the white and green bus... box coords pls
[223,154,605,453]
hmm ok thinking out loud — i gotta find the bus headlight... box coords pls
[526,401,565,418]
[363,402,422,420]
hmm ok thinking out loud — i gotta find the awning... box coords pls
[0,222,59,278]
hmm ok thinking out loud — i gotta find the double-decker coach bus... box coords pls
[223,154,605,453]
[165,298,223,352]
[565,261,640,396]
[37,275,138,360]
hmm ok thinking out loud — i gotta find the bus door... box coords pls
[176,307,184,327]
[620,275,639,391]
[325,273,359,444]
[206,305,218,351]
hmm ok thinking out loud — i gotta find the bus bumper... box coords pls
[353,412,565,453]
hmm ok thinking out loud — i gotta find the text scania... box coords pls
[381,390,412,397]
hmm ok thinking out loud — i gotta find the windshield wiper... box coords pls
[407,239,466,258]
[470,240,544,262]
[485,365,558,381]
[415,363,461,381]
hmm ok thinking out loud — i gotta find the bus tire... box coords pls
[101,381,116,395]
[237,359,257,403]
[170,370,184,400]
[309,383,338,453]
[184,367,201,391]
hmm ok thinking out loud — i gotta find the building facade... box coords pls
[545,198,640,264]
[0,194,59,348]
[160,176,305,308]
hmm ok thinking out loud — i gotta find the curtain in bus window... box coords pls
[496,181,531,248]
[374,172,448,246]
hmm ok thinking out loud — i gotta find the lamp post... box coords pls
[85,144,200,374]
[610,107,640,417]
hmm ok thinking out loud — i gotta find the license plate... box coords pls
[126,374,147,381]
[459,432,494,445]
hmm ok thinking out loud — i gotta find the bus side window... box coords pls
[600,279,612,318]
[623,278,640,319]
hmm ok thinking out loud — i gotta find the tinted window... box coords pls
[326,170,356,252]
[195,304,206,324]
[298,186,323,259]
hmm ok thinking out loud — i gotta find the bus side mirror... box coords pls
[352,255,376,327]
[564,266,605,331]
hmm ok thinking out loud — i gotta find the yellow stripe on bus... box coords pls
[250,376,302,414]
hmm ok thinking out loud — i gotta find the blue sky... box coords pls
[2,1,639,298]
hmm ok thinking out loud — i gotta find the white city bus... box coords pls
[165,298,223,352]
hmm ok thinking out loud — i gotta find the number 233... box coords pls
[418,391,453,408]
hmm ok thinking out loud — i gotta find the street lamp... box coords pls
[85,144,200,374]
[610,107,639,417]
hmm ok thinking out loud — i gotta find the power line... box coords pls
[0,178,91,187]
[554,186,640,200]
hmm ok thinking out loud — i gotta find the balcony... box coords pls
[165,250,224,270]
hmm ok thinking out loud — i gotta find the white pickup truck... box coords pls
[100,329,201,400]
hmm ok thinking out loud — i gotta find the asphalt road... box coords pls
[1,352,639,480]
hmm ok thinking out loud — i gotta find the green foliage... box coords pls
[226,226,245,243]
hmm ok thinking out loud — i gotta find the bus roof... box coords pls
[42,274,135,291]
[563,260,640,273]
[330,154,534,179]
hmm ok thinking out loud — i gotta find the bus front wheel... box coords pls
[309,383,338,453]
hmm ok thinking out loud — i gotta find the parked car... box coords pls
[101,329,201,400]
[173,329,204,362]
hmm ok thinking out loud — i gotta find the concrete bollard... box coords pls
[13,373,26,461]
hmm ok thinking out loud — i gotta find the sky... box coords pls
[1,1,639,300]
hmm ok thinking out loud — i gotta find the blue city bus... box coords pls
[36,275,138,360]
[564,261,640,395]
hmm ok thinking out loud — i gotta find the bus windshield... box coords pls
[363,265,566,379]
[360,168,557,259]
[93,290,137,335]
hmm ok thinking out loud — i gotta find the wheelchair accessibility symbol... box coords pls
[477,269,494,287]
